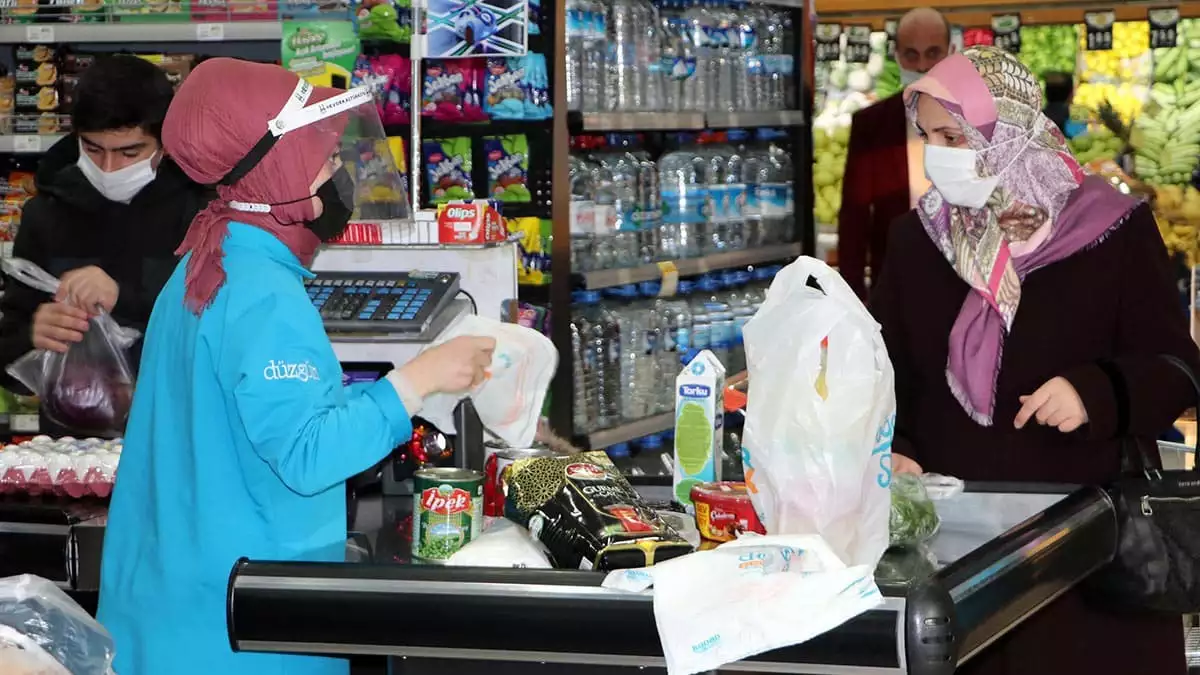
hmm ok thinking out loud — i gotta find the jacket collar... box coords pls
[223,222,316,279]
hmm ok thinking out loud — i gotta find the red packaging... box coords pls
[963,28,995,47]
[483,445,552,517]
[437,200,506,244]
[691,481,766,542]
[191,0,277,22]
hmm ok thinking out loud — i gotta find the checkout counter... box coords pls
[225,482,1116,675]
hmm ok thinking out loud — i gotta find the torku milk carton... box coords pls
[673,350,726,508]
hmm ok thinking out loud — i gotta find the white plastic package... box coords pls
[418,314,557,448]
[740,256,895,568]
[603,534,883,675]
[0,574,115,675]
[446,518,552,568]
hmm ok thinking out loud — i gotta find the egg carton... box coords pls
[0,435,121,499]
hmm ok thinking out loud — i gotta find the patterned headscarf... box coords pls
[904,46,1138,426]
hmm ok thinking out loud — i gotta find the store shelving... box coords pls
[0,134,64,154]
[0,21,282,44]
[570,110,805,133]
[581,370,748,449]
[576,242,803,290]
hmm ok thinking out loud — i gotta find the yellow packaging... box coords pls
[509,217,544,285]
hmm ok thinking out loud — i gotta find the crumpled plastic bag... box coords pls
[603,534,883,675]
[740,256,895,569]
[447,517,552,568]
[0,574,115,675]
[417,314,557,448]
[3,259,140,437]
[889,473,940,549]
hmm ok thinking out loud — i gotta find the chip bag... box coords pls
[3,259,140,438]
[740,257,894,568]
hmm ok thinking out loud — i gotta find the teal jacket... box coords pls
[98,223,414,675]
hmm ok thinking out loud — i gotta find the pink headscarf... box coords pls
[163,58,346,314]
[903,47,1138,426]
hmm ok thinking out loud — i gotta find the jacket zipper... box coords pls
[1141,494,1200,516]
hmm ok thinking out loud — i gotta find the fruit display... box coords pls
[1074,81,1149,124]
[1152,19,1200,85]
[1075,22,1152,125]
[1154,185,1200,265]
[812,126,849,226]
[1131,87,1200,186]
[875,59,901,100]
[1067,126,1125,165]
[1019,25,1078,79]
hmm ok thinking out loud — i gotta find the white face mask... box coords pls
[923,130,1037,209]
[76,144,159,204]
[900,67,924,87]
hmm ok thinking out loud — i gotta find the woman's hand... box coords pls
[893,453,924,476]
[57,266,119,315]
[400,336,496,397]
[1014,376,1088,432]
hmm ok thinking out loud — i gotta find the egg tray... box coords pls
[0,435,121,500]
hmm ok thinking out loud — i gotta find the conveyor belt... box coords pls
[227,485,1117,675]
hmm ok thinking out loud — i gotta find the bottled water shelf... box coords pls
[582,370,748,449]
[577,242,803,290]
[573,110,804,132]
[0,21,282,44]
[0,134,65,154]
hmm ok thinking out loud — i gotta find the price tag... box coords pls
[844,25,872,64]
[815,23,843,63]
[657,261,679,297]
[12,135,42,154]
[24,25,54,43]
[884,19,898,58]
[991,14,1022,54]
[1084,11,1115,51]
[196,23,225,41]
[11,414,38,434]
[1149,8,1181,49]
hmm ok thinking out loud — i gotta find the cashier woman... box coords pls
[97,58,495,675]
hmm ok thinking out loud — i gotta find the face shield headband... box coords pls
[219,79,373,215]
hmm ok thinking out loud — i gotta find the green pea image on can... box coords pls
[412,467,484,562]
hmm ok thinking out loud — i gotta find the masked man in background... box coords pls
[837,7,953,300]
[0,55,209,428]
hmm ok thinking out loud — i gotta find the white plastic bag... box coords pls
[447,518,552,568]
[418,314,557,448]
[740,257,895,568]
[603,534,883,675]
[3,259,141,437]
[0,574,115,675]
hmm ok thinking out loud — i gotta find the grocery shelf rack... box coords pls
[545,0,816,446]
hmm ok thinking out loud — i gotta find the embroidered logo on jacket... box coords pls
[263,359,321,383]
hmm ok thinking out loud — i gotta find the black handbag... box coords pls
[1088,354,1200,614]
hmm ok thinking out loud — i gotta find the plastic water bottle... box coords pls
[655,289,692,411]
[695,134,729,253]
[756,129,793,244]
[606,0,639,111]
[658,136,705,259]
[569,155,602,272]
[720,134,748,250]
[727,270,754,373]
[703,0,736,112]
[698,274,732,369]
[571,290,621,430]
[739,133,769,247]
[565,0,587,110]
[605,136,661,264]
[735,2,764,110]
[659,0,700,111]
[596,140,642,268]
[567,0,607,112]
[637,282,668,413]
[686,279,712,362]
[606,285,649,421]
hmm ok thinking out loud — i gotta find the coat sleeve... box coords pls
[224,295,414,497]
[0,198,52,389]
[1063,205,1200,442]
[837,110,873,301]
[870,217,921,465]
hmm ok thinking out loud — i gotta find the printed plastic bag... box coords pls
[889,473,940,549]
[603,534,883,675]
[3,259,140,437]
[418,314,557,448]
[740,257,895,568]
[0,574,115,675]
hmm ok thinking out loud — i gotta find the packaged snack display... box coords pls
[504,451,693,570]
[279,0,348,19]
[356,0,412,42]
[484,134,531,202]
[482,54,552,120]
[111,0,189,22]
[192,0,276,21]
[508,216,547,284]
[423,137,473,203]
[352,53,410,125]
[421,59,486,122]
[0,436,122,498]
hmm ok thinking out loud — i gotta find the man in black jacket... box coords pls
[0,55,209,397]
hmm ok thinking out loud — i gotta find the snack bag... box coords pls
[484,135,531,203]
[740,256,894,569]
[483,57,527,119]
[2,259,141,438]
[423,137,473,203]
[508,216,543,284]
[421,59,486,122]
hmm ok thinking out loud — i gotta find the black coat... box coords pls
[0,135,210,430]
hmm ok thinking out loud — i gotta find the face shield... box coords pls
[222,79,411,223]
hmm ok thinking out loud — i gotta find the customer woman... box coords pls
[97,58,495,675]
[873,46,1195,675]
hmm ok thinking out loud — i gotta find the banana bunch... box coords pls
[1134,99,1200,185]
[1153,46,1196,83]
[1154,185,1200,264]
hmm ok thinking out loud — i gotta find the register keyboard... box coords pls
[305,271,460,334]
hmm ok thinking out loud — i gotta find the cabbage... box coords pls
[41,365,133,438]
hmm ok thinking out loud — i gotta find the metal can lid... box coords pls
[414,467,483,482]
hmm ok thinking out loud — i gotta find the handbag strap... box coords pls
[1160,354,1200,471]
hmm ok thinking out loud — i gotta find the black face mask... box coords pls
[305,167,354,242]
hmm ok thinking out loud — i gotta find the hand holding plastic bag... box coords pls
[0,574,115,675]
[3,259,140,437]
[740,257,895,568]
